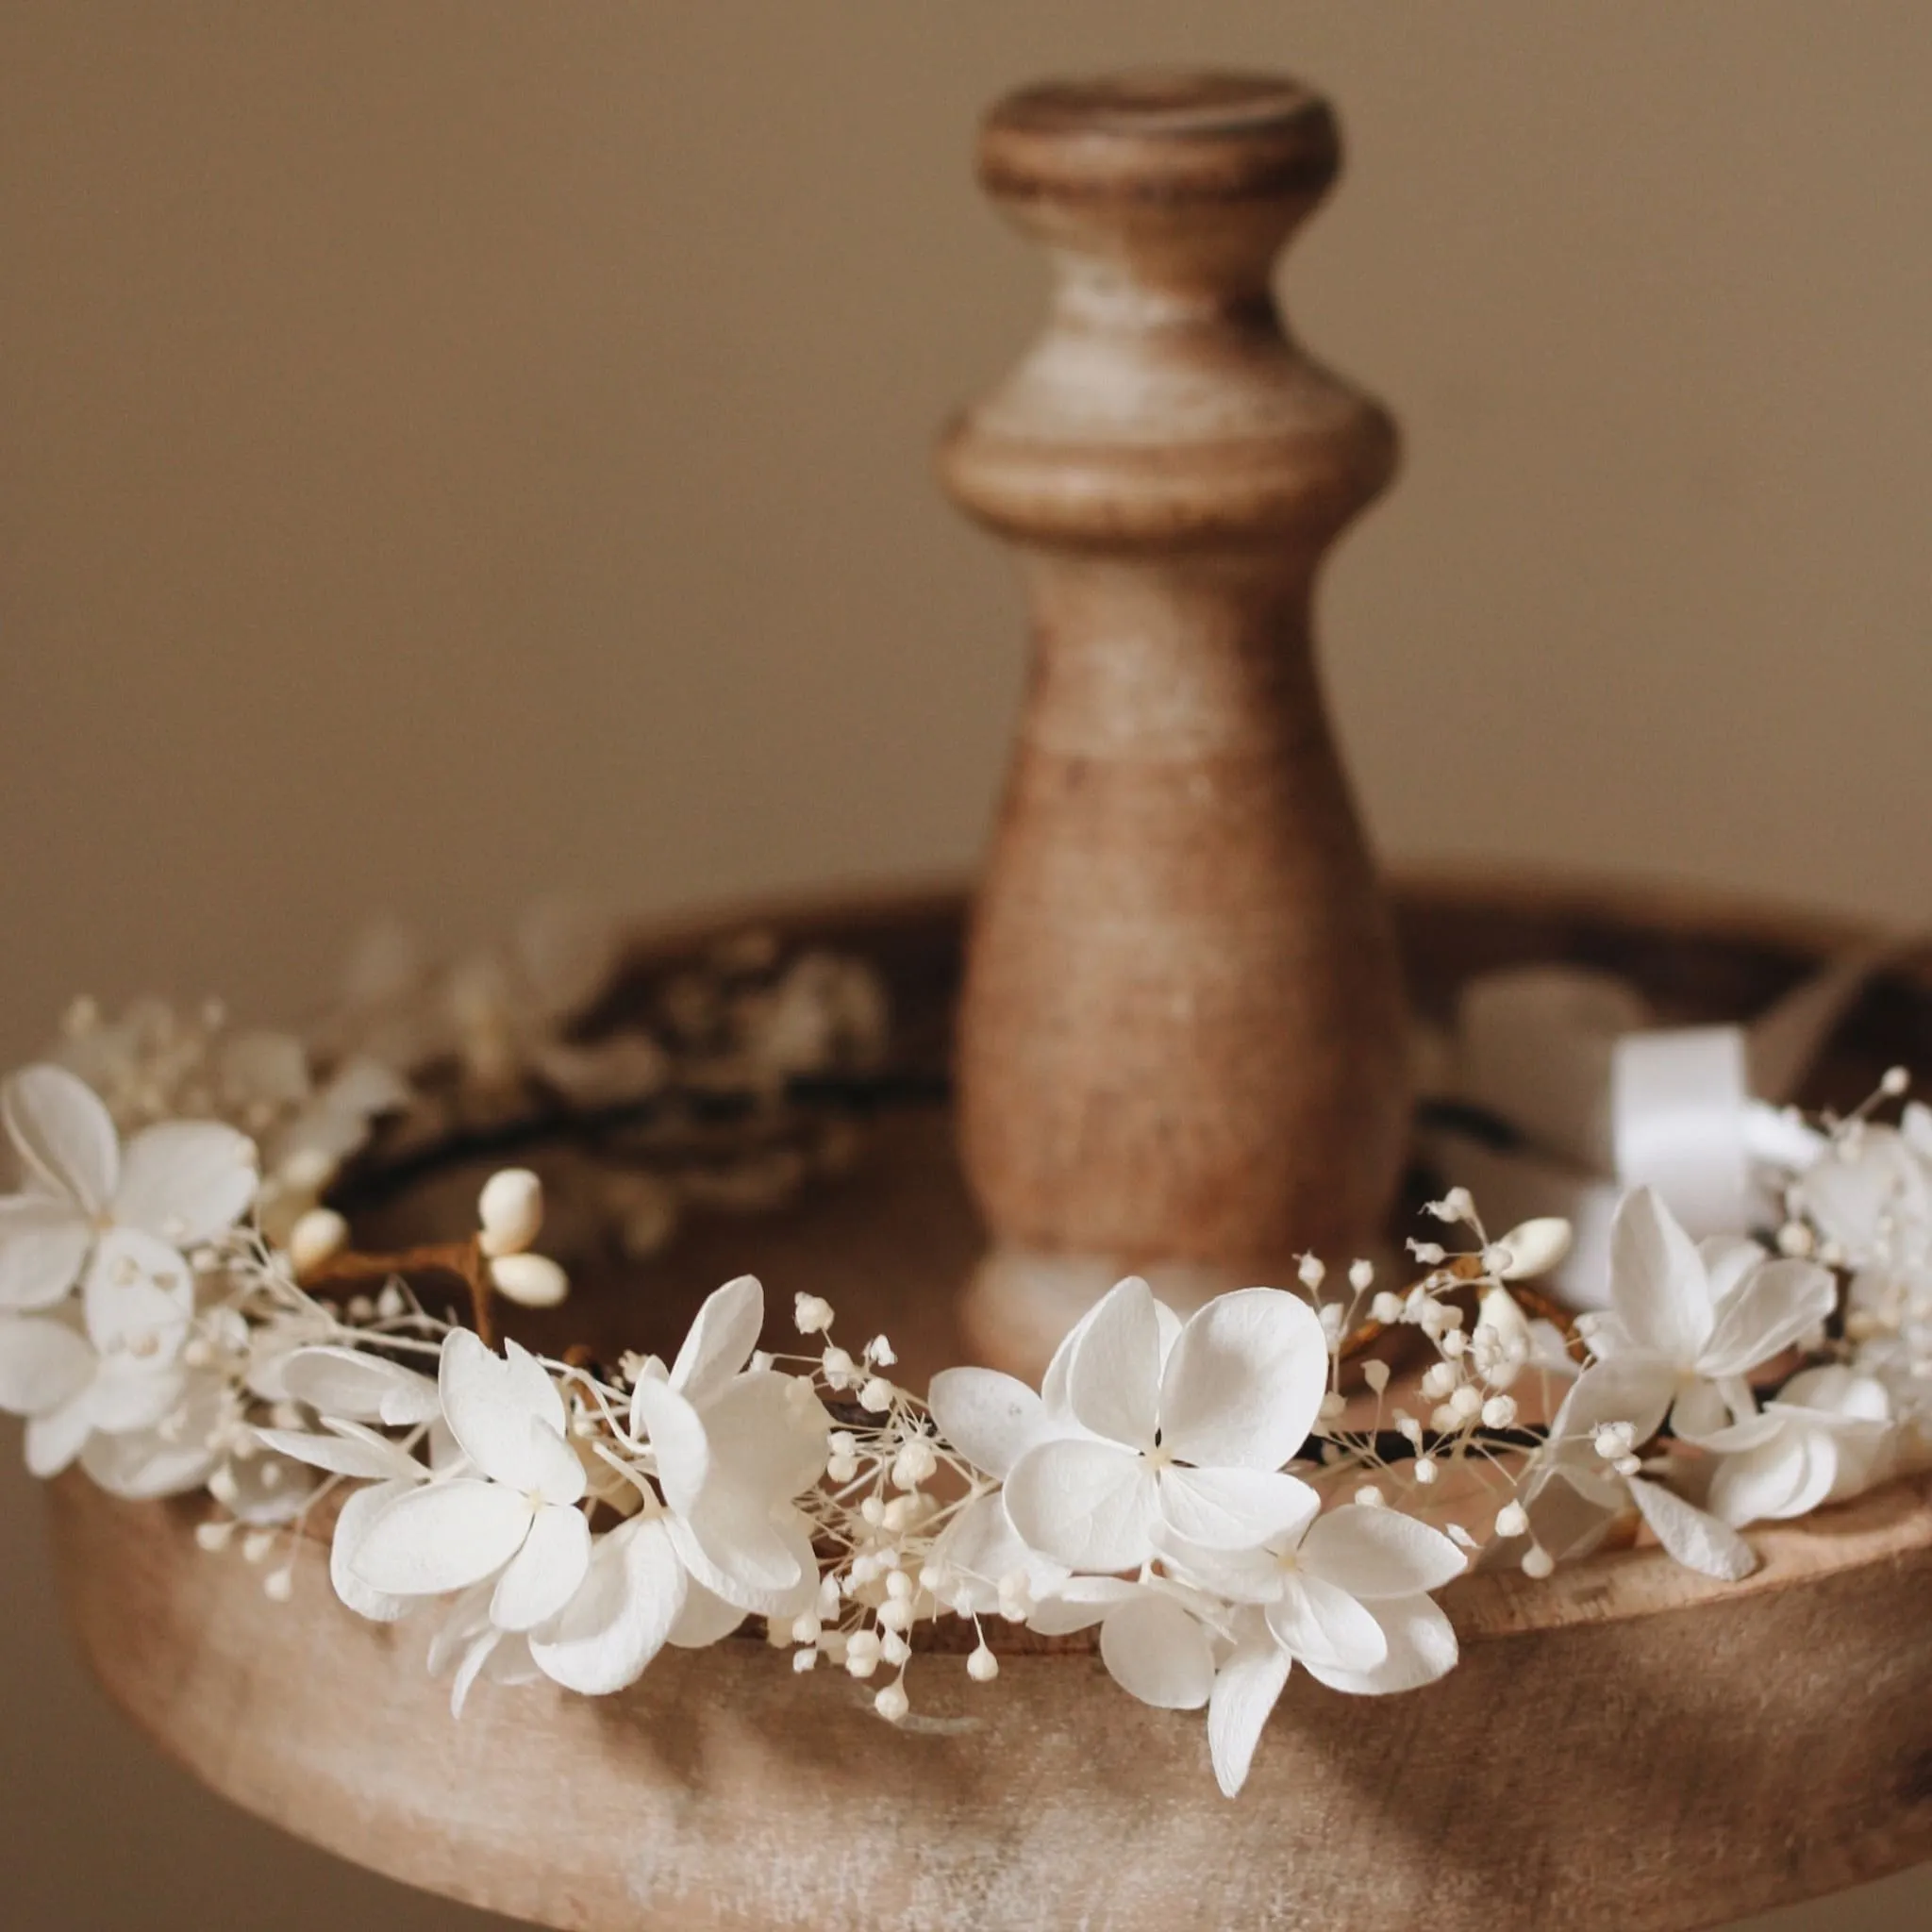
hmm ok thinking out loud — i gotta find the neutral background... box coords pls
[1,5,1925,1926]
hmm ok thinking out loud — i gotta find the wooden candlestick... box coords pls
[941,72,1410,1354]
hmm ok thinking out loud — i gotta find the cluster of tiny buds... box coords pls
[1291,1200,1576,1534]
[1592,1419,1643,1478]
[781,1290,1017,1718]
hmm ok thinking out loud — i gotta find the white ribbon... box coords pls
[1426,943,1898,1308]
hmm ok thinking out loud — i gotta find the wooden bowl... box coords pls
[48,874,1932,1931]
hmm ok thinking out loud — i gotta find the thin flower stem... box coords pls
[306,1239,497,1347]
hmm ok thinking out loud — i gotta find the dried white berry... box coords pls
[288,1208,348,1277]
[489,1252,569,1308]
[477,1168,544,1257]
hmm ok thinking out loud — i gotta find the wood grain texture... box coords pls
[940,72,1410,1321]
[45,874,1932,1931]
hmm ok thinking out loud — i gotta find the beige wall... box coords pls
[0,5,1925,1926]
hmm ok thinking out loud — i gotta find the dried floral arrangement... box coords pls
[2,924,1928,1802]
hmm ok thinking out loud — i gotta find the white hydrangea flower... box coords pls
[0,1063,258,1312]
[322,1277,831,1708]
[0,1066,257,1477]
[1023,1500,1464,1797]
[1512,1355,1760,1583]
[1135,1500,1465,1797]
[1789,1109,1932,1267]
[1001,1277,1327,1573]
[1706,1365,1895,1527]
[1168,1501,1465,1690]
[342,1329,594,1633]
[515,1277,831,1701]
[1577,1187,1834,1444]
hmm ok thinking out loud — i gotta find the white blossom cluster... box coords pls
[0,1047,1928,1799]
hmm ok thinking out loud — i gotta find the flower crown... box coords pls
[3,932,1927,1801]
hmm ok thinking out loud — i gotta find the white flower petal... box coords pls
[491,1500,592,1632]
[278,1345,442,1426]
[667,1576,747,1649]
[254,1420,424,1484]
[83,1357,191,1435]
[937,1491,1071,1616]
[531,1516,688,1691]
[79,1375,224,1495]
[1158,1288,1329,1471]
[1626,1474,1757,1581]
[1208,1626,1291,1797]
[927,1366,1049,1481]
[1156,1465,1321,1552]
[438,1330,569,1491]
[1300,1504,1467,1600]
[0,1314,94,1418]
[1266,1574,1389,1674]
[1669,1375,1744,1446]
[667,1500,817,1616]
[449,1628,503,1719]
[1064,1276,1162,1450]
[351,1477,535,1596]
[1150,1532,1284,1607]
[82,1424,219,1498]
[330,1478,419,1622]
[1673,1393,1782,1456]
[1040,1294,1107,1424]
[483,1632,541,1690]
[112,1120,258,1244]
[241,1322,326,1403]
[1776,1363,1892,1425]
[1154,1299,1184,1367]
[1025,1576,1141,1637]
[425,1580,497,1675]
[2,1065,118,1214]
[1548,1356,1674,1458]
[1098,1592,1215,1710]
[25,1393,93,1476]
[1608,1188,1711,1363]
[1698,1257,1836,1380]
[0,1194,92,1311]
[700,1371,827,1502]
[1303,1593,1459,1695]
[668,1274,764,1408]
[1708,1428,1835,1528]
[80,1228,194,1358]
[1004,1437,1158,1574]
[524,1414,589,1507]
[631,1376,711,1516]
[1697,1237,1767,1310]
